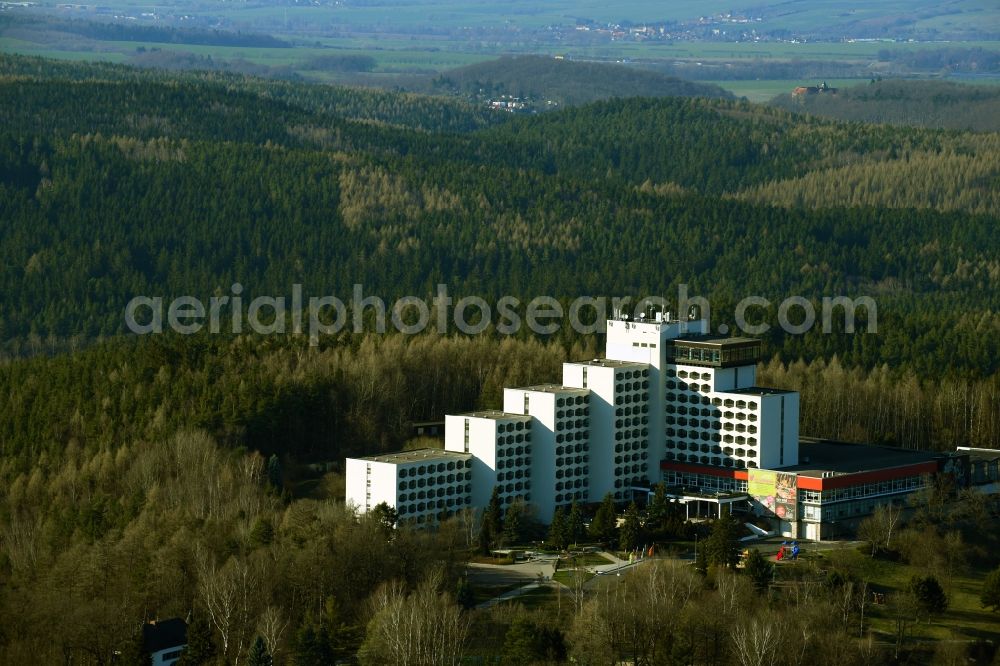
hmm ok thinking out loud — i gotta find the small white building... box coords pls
[142,618,186,666]
[502,384,591,522]
[345,449,473,526]
[444,410,533,510]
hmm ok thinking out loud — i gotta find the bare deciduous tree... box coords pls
[731,613,778,666]
[257,606,288,665]
[197,551,259,665]
[360,570,469,666]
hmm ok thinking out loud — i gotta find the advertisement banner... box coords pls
[748,469,797,521]
[747,469,775,499]
[775,472,797,521]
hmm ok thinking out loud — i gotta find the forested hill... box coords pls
[423,55,733,105]
[771,79,1000,132]
[0,54,503,133]
[0,53,998,380]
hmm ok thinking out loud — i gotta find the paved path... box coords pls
[467,558,559,608]
[474,581,548,608]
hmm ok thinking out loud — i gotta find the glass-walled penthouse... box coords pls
[668,337,761,367]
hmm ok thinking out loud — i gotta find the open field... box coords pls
[25,0,999,38]
[707,77,870,102]
[702,77,1000,104]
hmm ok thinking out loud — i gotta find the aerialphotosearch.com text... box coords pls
[124,283,877,345]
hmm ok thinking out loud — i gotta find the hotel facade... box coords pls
[346,315,998,540]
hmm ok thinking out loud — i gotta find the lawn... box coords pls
[506,584,560,610]
[706,78,870,103]
[553,569,597,587]
[564,552,615,567]
[470,581,523,605]
[804,549,1000,644]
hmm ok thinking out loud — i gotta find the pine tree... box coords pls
[705,514,740,568]
[547,506,566,550]
[249,516,274,546]
[502,498,525,547]
[566,500,584,547]
[695,539,709,577]
[503,616,544,664]
[743,548,773,591]
[589,493,617,545]
[291,618,334,666]
[177,614,216,666]
[619,501,643,552]
[247,635,272,666]
[370,502,398,533]
[267,454,282,490]
[981,566,1000,612]
[910,575,948,618]
[455,576,474,609]
[646,482,670,538]
[477,518,492,556]
[479,486,503,554]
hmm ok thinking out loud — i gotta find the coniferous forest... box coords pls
[0,53,999,664]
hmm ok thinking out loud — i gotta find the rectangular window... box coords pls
[523,394,530,415]
[582,367,588,388]
[463,419,470,453]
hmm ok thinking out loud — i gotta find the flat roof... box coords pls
[958,447,1000,463]
[355,448,470,465]
[664,487,749,501]
[457,410,532,420]
[565,359,648,368]
[674,335,759,346]
[729,387,796,396]
[785,438,941,477]
[512,384,591,395]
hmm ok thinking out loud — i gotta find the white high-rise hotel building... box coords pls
[346,314,799,524]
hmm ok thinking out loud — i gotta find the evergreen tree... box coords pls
[249,516,274,546]
[910,575,948,618]
[267,454,282,489]
[547,506,567,550]
[502,498,525,547]
[455,576,474,609]
[116,628,149,666]
[479,486,503,554]
[369,502,398,533]
[695,538,709,577]
[981,566,1000,612]
[247,636,273,666]
[502,616,567,665]
[705,514,740,568]
[646,482,670,538]
[291,618,334,666]
[566,500,584,547]
[743,548,773,591]
[619,501,642,552]
[177,614,216,666]
[589,493,617,545]
[477,518,492,556]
